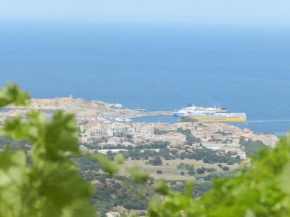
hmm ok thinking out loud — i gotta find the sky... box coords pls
[1,0,290,25]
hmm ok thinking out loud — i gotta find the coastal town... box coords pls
[78,118,279,159]
[0,96,280,162]
[0,96,283,217]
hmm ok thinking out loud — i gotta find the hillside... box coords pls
[7,97,110,110]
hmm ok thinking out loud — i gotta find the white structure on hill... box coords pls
[106,212,120,217]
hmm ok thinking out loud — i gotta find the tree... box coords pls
[0,83,95,217]
[156,170,162,174]
[149,156,162,166]
[177,163,185,169]
[188,170,195,176]
[240,138,266,156]
[222,166,229,171]
[196,168,205,174]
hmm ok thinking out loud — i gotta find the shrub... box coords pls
[196,168,205,174]
[188,170,195,176]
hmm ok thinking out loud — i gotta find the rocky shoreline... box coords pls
[1,97,173,119]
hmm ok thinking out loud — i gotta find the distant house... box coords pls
[201,142,224,150]
[106,212,121,217]
[110,104,123,109]
[79,145,88,151]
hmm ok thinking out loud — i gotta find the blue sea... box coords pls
[0,22,290,135]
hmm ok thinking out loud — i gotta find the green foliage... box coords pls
[203,170,238,182]
[148,135,290,217]
[188,170,195,176]
[196,168,205,174]
[240,138,266,156]
[216,130,232,136]
[154,129,172,135]
[0,83,29,107]
[0,84,95,217]
[128,166,149,184]
[177,163,195,176]
[177,162,185,169]
[148,156,163,166]
[148,181,194,217]
[92,153,119,176]
[153,179,170,195]
[115,153,125,165]
[90,174,150,215]
[177,128,201,145]
[222,166,229,171]
[156,170,162,174]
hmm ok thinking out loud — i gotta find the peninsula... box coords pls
[2,96,172,119]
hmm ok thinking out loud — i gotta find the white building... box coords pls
[106,212,121,217]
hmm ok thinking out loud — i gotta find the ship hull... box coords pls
[174,112,186,117]
[179,116,246,123]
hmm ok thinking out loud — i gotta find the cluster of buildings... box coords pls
[78,119,186,147]
[176,122,279,159]
[78,119,279,159]
[186,122,279,147]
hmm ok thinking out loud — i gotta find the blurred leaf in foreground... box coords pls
[0,83,95,217]
[128,166,149,184]
[0,82,29,107]
[92,153,119,176]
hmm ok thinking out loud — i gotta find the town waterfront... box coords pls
[131,116,289,136]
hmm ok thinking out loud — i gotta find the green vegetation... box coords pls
[240,138,266,156]
[177,163,194,171]
[188,170,195,176]
[156,170,162,174]
[154,129,172,135]
[195,167,217,174]
[177,128,201,145]
[196,168,205,174]
[148,156,163,166]
[222,166,229,171]
[216,130,232,136]
[106,145,241,165]
[91,175,149,215]
[99,141,169,150]
[185,147,241,165]
[0,83,95,217]
[148,135,290,217]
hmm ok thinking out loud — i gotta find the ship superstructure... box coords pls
[175,105,246,123]
[174,104,227,117]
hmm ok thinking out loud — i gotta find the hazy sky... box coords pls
[1,0,290,25]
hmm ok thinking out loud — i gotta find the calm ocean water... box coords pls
[0,22,290,135]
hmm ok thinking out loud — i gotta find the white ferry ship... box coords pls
[174,104,226,117]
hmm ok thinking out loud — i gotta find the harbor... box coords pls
[1,98,288,136]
